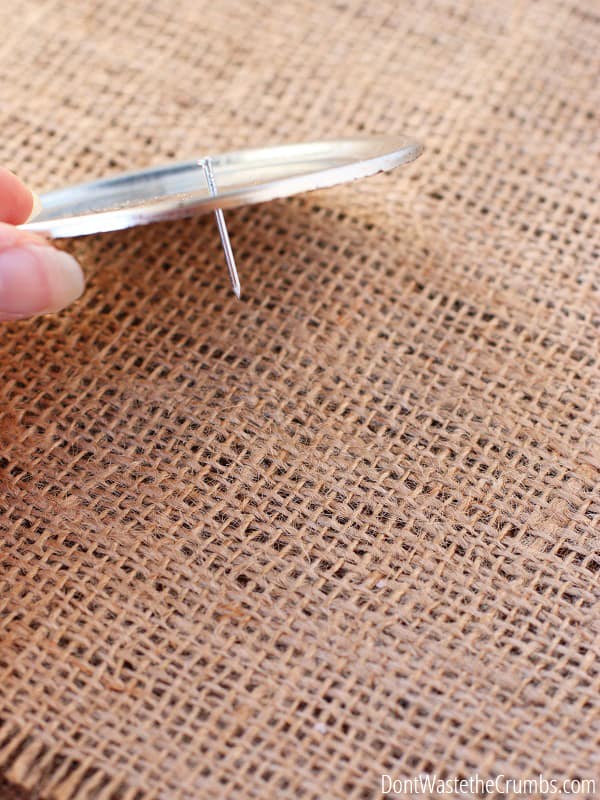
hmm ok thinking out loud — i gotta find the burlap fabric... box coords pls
[0,777,30,800]
[1,1,598,798]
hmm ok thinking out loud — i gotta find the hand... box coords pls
[0,168,84,321]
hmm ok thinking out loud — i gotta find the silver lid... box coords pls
[20,135,422,239]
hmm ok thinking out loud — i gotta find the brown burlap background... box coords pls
[1,1,599,798]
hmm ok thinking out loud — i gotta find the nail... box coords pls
[0,245,84,319]
[26,191,43,222]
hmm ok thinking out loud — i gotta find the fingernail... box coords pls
[26,191,43,222]
[0,245,84,319]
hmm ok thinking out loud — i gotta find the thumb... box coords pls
[0,169,84,321]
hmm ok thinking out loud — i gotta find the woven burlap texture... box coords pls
[1,1,598,799]
[0,777,31,800]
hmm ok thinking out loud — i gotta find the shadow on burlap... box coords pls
[0,1,598,798]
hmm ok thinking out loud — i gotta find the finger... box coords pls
[0,167,39,225]
[0,222,84,321]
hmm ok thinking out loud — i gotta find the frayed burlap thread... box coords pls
[0,1,599,798]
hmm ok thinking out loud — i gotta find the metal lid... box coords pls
[20,135,422,239]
